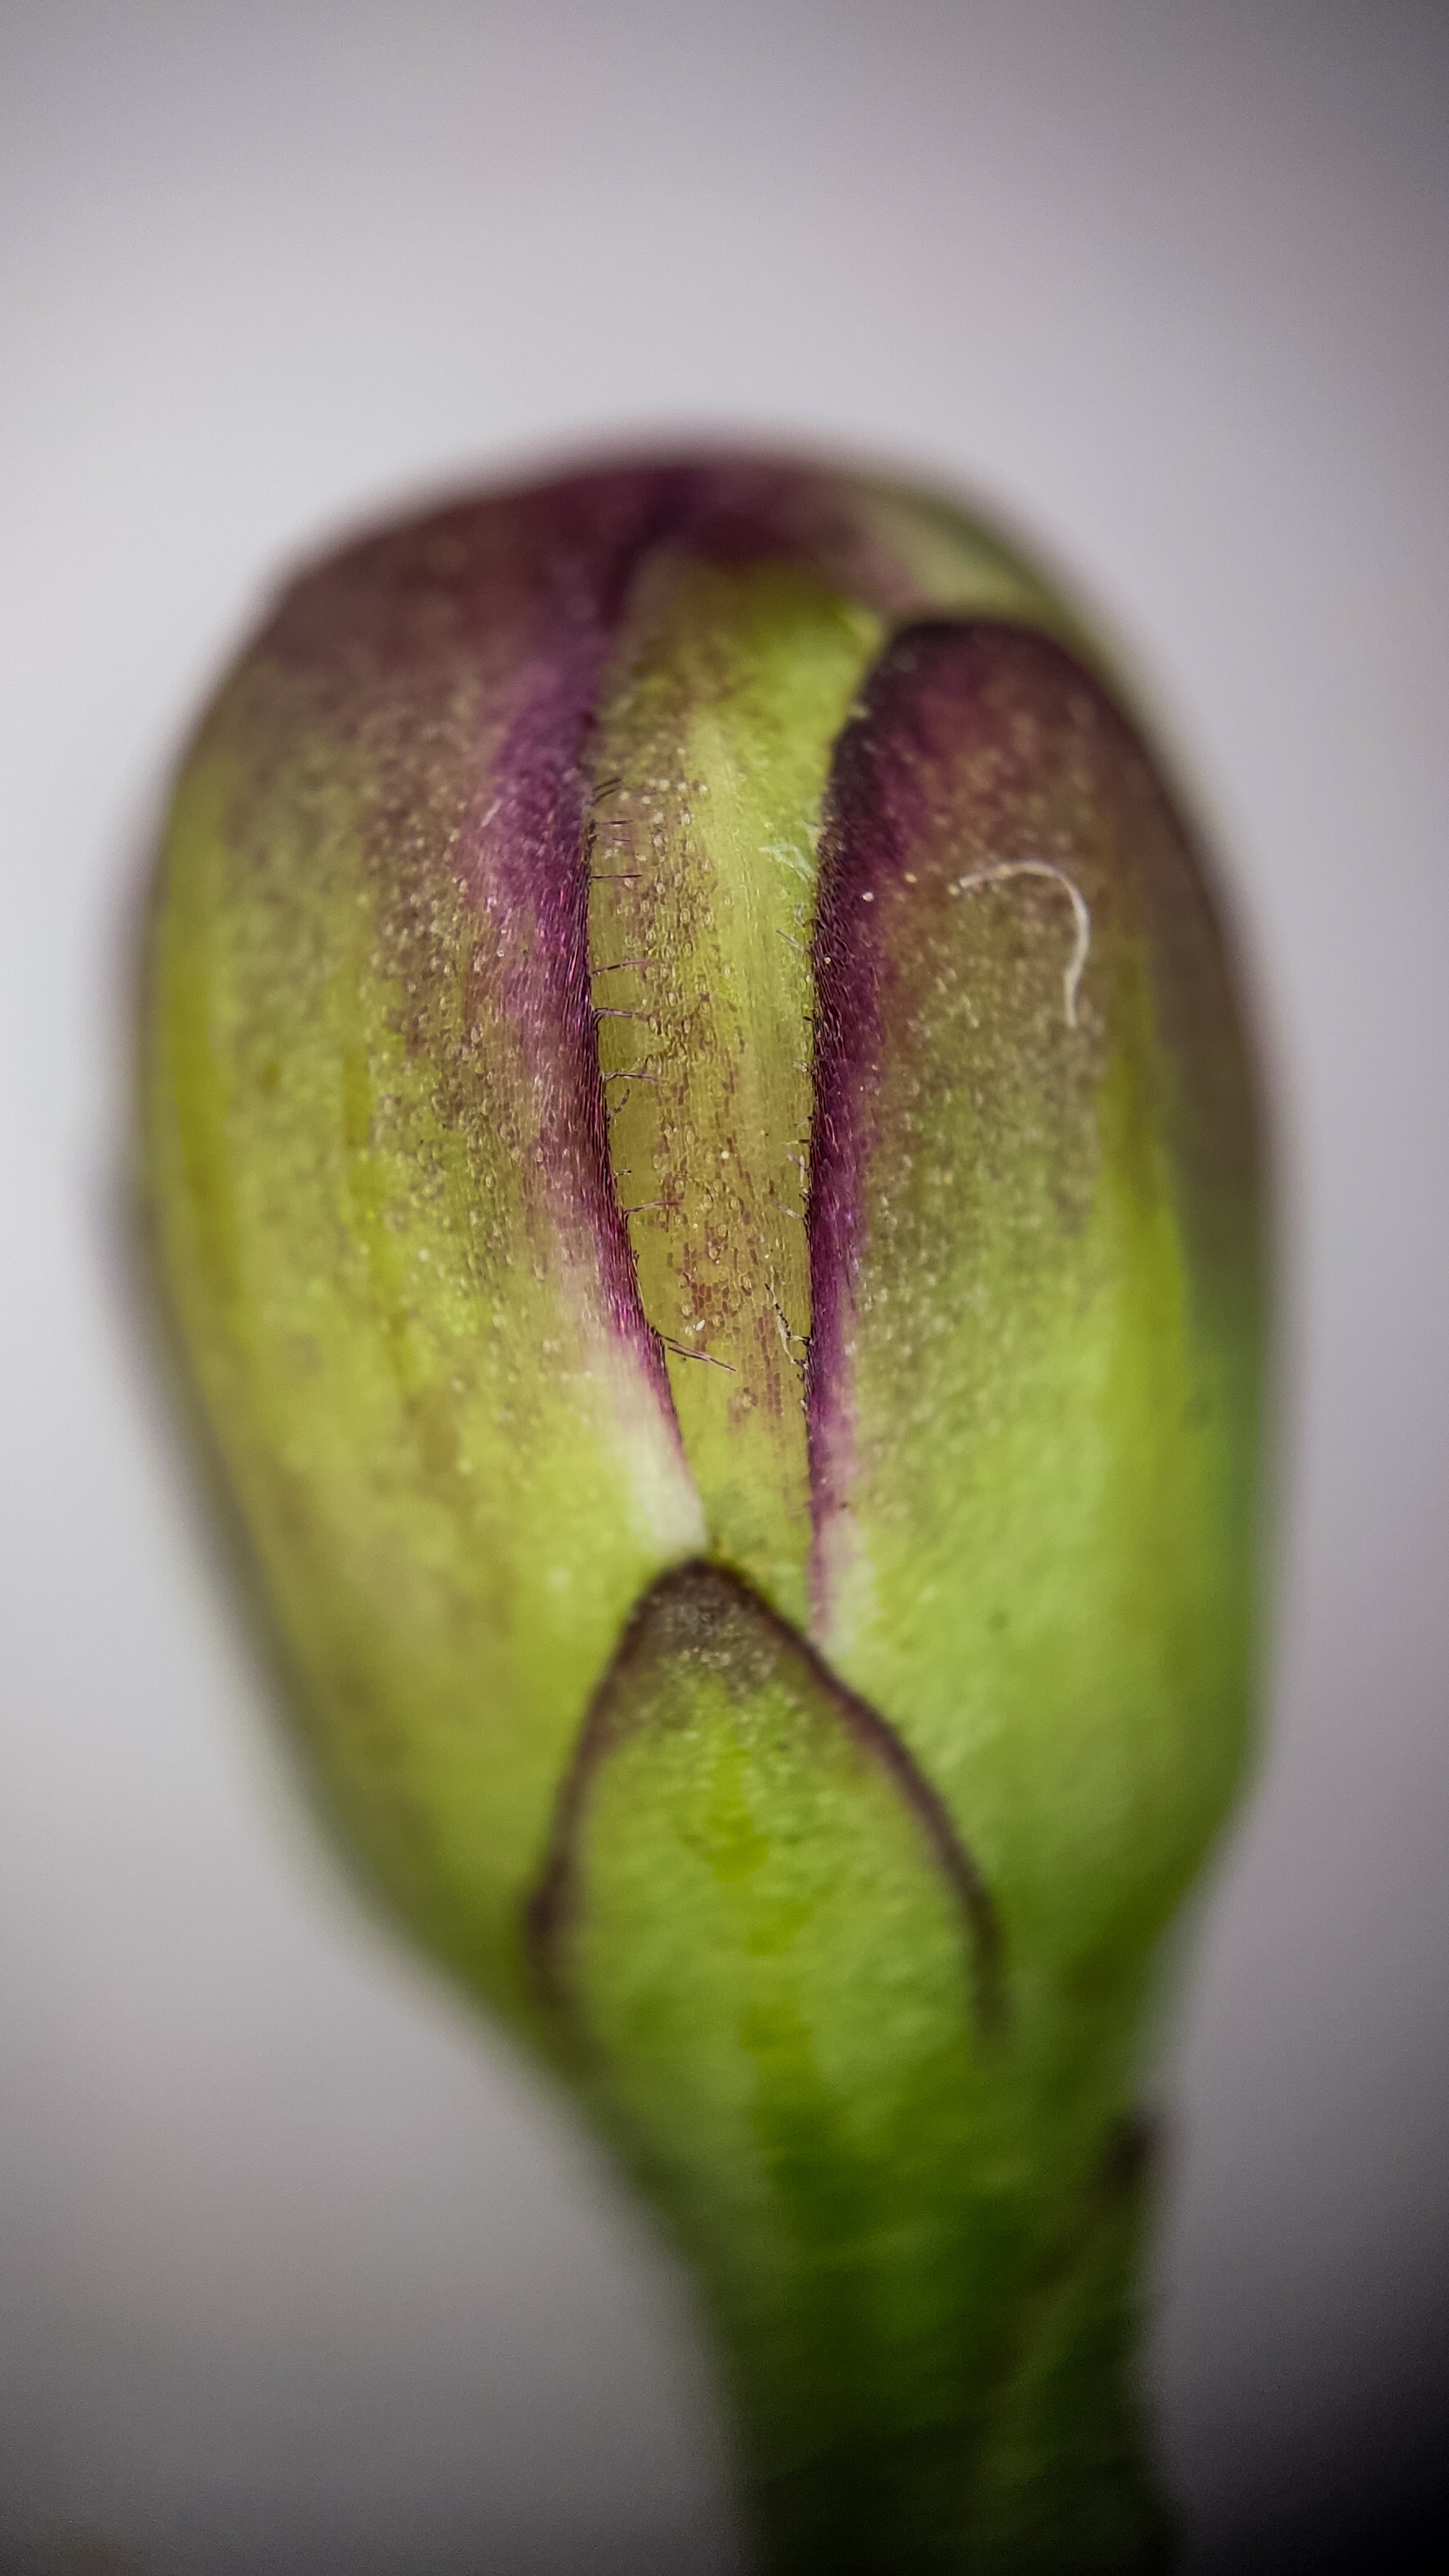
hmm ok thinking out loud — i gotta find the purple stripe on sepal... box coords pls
[448,463,894,1402]
[252,459,932,1416]
[461,616,678,1402]
[806,626,957,1611]
[261,455,921,685]
[254,508,1093,1497]
[806,614,1257,1624]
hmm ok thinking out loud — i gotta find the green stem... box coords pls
[525,1562,1176,2574]
[699,2114,1170,2574]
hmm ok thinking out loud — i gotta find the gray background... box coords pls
[2,3,1447,2569]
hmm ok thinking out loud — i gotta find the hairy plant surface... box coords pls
[143,456,1264,2574]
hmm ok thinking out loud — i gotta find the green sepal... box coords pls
[145,680,703,2012]
[810,622,1263,1999]
[528,1562,1169,2574]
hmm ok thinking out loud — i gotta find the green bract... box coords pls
[142,457,1264,2574]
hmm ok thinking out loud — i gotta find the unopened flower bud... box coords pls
[143,456,1263,2573]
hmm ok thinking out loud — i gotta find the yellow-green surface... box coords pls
[143,461,1262,2571]
[589,555,882,1624]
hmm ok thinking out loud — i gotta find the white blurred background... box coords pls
[2,4,1447,2569]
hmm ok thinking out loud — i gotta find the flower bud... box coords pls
[143,457,1263,2572]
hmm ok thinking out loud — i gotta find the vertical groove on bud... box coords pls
[457,605,679,1407]
[584,554,883,1625]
